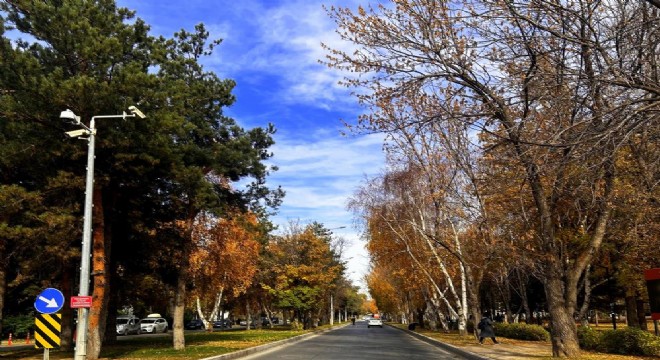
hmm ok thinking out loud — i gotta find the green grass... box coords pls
[1,328,310,360]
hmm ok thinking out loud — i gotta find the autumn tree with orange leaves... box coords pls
[365,245,406,319]
[262,222,345,329]
[351,163,476,334]
[361,298,379,316]
[189,211,261,330]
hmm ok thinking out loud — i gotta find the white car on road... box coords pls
[140,314,168,333]
[367,317,383,328]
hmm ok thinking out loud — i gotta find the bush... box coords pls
[577,325,601,350]
[493,322,550,341]
[578,326,660,356]
[598,327,660,357]
[289,319,303,330]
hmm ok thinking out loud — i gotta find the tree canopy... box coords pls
[0,0,283,356]
[328,0,659,357]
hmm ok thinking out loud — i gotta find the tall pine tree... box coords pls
[0,1,282,357]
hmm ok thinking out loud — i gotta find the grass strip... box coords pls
[1,328,308,360]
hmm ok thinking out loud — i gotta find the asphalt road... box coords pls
[239,320,469,360]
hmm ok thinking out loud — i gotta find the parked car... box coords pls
[116,315,141,335]
[140,314,168,333]
[185,319,205,330]
[239,319,261,327]
[367,317,383,328]
[261,317,279,325]
[212,319,232,328]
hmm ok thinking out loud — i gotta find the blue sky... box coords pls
[114,0,384,289]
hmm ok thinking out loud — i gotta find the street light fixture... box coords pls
[325,225,346,326]
[61,107,145,360]
[328,226,347,231]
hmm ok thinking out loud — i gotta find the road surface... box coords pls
[240,320,469,359]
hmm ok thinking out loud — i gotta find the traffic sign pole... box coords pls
[34,312,61,360]
[33,288,63,360]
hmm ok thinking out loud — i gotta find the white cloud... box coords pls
[211,1,363,108]
[268,131,384,215]
[265,130,384,292]
[119,0,364,110]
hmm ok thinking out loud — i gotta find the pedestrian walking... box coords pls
[477,312,499,344]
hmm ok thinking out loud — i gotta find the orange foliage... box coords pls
[190,211,261,302]
[264,224,344,313]
[361,298,379,315]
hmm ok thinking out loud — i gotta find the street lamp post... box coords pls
[326,226,346,326]
[60,107,145,360]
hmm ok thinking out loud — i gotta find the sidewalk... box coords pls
[0,342,34,352]
[396,326,552,360]
[458,342,551,359]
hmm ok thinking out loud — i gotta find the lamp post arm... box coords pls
[92,113,136,120]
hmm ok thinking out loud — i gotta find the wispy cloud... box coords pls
[266,129,383,289]
[120,0,363,110]
[268,131,384,218]
[213,1,361,108]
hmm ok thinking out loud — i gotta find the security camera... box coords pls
[128,106,146,119]
[64,129,89,138]
[60,109,81,125]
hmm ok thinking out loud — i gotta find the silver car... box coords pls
[116,316,141,335]
[140,317,168,333]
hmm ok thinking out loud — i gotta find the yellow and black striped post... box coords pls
[34,313,61,349]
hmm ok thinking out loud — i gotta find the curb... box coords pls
[389,324,490,360]
[0,344,34,352]
[200,324,349,360]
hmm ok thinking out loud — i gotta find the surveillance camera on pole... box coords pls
[128,106,146,119]
[60,109,82,125]
[64,129,91,138]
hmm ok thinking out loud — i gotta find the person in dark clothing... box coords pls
[477,312,499,344]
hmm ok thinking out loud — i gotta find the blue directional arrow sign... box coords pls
[34,288,64,314]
